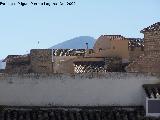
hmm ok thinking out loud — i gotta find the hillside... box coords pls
[50,36,95,49]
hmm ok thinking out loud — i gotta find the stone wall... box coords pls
[144,31,160,52]
[4,56,31,74]
[129,47,144,62]
[5,63,31,74]
[126,30,160,73]
[30,49,53,73]
[53,56,77,73]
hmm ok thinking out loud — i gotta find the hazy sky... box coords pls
[0,0,160,59]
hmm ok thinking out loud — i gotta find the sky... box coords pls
[0,0,160,59]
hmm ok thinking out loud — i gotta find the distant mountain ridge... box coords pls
[50,36,96,49]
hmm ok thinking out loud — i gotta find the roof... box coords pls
[3,54,30,63]
[101,35,126,40]
[0,106,145,120]
[128,38,144,48]
[3,55,20,62]
[52,49,87,56]
[143,84,160,99]
[141,22,160,33]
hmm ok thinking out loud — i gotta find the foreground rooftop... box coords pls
[0,106,148,120]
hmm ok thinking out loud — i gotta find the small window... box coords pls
[113,46,115,49]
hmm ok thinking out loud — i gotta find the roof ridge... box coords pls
[141,22,160,33]
[102,35,126,39]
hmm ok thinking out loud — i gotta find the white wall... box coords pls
[0,73,159,106]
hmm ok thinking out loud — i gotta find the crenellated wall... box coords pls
[0,73,159,106]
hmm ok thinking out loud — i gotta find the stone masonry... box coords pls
[128,38,144,62]
[126,22,160,73]
[30,49,53,73]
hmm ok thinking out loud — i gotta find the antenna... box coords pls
[37,41,40,49]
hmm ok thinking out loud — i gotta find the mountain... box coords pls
[0,36,95,69]
[50,36,96,49]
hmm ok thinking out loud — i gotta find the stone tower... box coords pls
[141,22,160,54]
[126,22,160,73]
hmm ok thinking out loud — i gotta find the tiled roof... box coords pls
[3,55,30,63]
[0,106,145,120]
[141,22,160,33]
[2,55,19,62]
[52,49,87,56]
[143,84,160,99]
[102,35,126,40]
[128,38,144,48]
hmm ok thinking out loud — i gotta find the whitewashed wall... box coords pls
[0,73,159,106]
